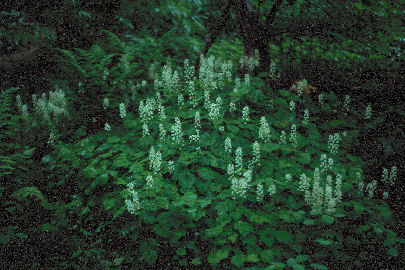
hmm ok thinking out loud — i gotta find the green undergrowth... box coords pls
[1,39,404,269]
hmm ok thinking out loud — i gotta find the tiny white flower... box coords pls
[389,166,398,186]
[268,182,276,196]
[343,95,350,113]
[302,109,309,125]
[227,163,235,177]
[119,103,126,118]
[364,103,372,119]
[225,137,232,153]
[235,147,243,174]
[289,100,295,112]
[104,123,111,132]
[298,173,310,192]
[289,124,297,148]
[318,93,324,105]
[142,123,150,137]
[259,116,271,143]
[242,106,249,124]
[103,98,109,109]
[229,101,236,112]
[168,160,175,172]
[146,174,154,189]
[256,184,264,202]
[285,173,292,182]
[279,130,287,144]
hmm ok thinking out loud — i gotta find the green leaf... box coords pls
[197,167,216,180]
[260,232,274,248]
[72,249,83,258]
[181,192,197,207]
[260,249,276,263]
[0,234,11,245]
[315,238,334,246]
[310,263,328,269]
[297,152,311,164]
[383,238,396,247]
[113,258,125,266]
[234,221,253,237]
[246,253,259,263]
[208,247,230,267]
[205,225,223,238]
[274,230,292,244]
[231,253,246,268]
[16,232,27,239]
[387,248,398,256]
[293,264,305,270]
[321,215,334,225]
[123,119,138,129]
[142,249,157,266]
[191,257,201,266]
[303,218,316,225]
[82,166,99,179]
[176,248,187,256]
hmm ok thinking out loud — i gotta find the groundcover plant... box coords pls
[2,40,403,269]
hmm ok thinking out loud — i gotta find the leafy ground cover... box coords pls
[1,33,404,269]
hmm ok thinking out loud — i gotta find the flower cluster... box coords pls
[328,133,340,155]
[159,124,166,143]
[142,123,150,137]
[279,130,287,144]
[365,180,377,199]
[225,137,232,153]
[118,103,126,119]
[239,49,259,73]
[289,124,297,149]
[171,117,183,145]
[183,59,195,82]
[259,116,271,143]
[158,105,166,121]
[231,169,252,199]
[229,101,236,113]
[356,171,364,196]
[320,154,333,172]
[242,106,249,124]
[167,160,175,172]
[299,168,343,213]
[343,95,350,113]
[256,183,264,203]
[302,109,309,125]
[381,166,398,186]
[199,55,218,92]
[248,141,260,170]
[289,101,295,112]
[139,98,156,123]
[30,89,69,123]
[146,175,154,189]
[103,97,109,109]
[268,182,277,196]
[178,93,184,108]
[364,103,372,119]
[208,98,221,122]
[318,93,324,105]
[155,64,179,94]
[125,182,141,214]
[149,146,162,175]
[104,123,111,132]
[188,81,198,108]
[235,147,243,174]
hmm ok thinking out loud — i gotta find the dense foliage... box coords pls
[1,0,404,269]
